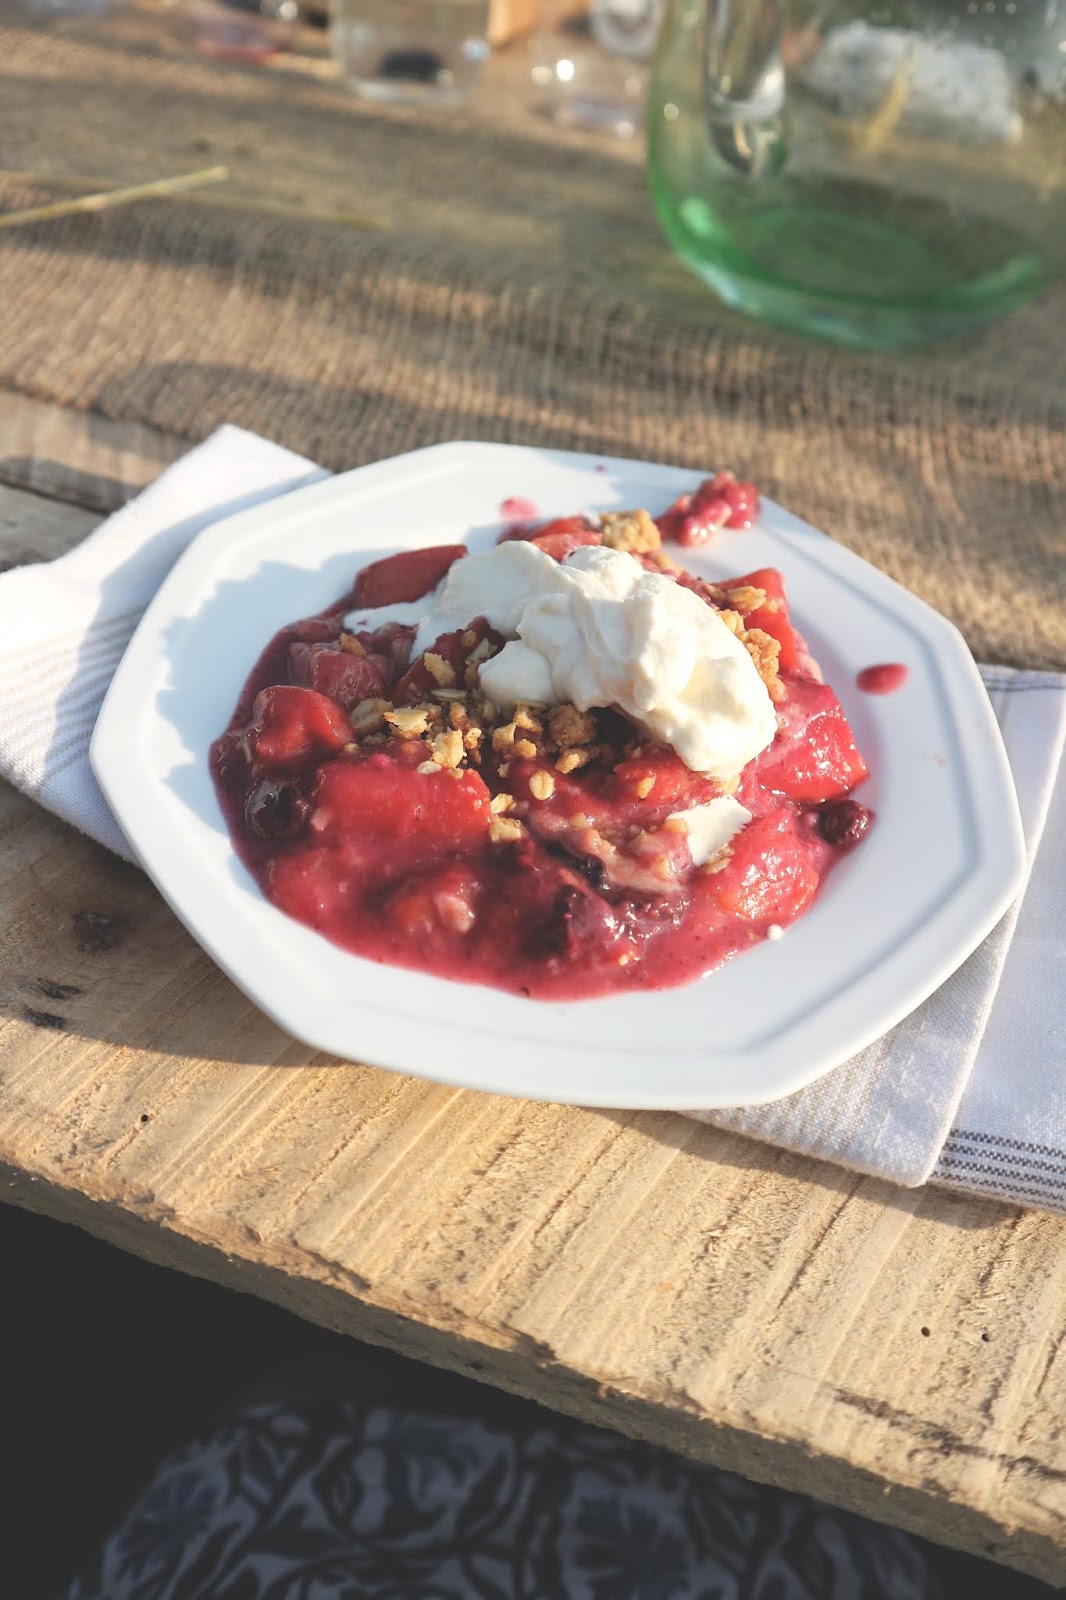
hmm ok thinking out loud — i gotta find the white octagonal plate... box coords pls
[90,443,1026,1108]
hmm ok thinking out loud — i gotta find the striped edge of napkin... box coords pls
[697,668,1066,1196]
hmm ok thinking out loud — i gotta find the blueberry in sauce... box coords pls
[244,779,310,842]
[818,799,873,849]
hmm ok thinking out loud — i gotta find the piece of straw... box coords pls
[0,168,388,234]
[0,166,229,231]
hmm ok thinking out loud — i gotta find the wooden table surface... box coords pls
[1,390,1065,1584]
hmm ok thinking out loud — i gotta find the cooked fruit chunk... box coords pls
[656,473,760,546]
[723,566,802,675]
[241,686,352,777]
[499,516,602,563]
[759,680,869,801]
[288,641,392,710]
[530,522,602,562]
[611,747,714,811]
[392,620,502,704]
[385,865,481,939]
[705,813,819,923]
[352,544,467,608]
[265,847,353,929]
[310,755,492,848]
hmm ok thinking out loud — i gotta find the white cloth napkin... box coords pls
[1,426,1063,1213]
[0,427,323,858]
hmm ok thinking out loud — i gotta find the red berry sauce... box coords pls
[857,663,909,695]
[211,492,873,1001]
[657,471,761,549]
[500,496,539,520]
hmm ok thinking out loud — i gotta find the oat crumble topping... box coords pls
[350,697,390,734]
[599,508,661,555]
[548,705,597,749]
[424,651,456,687]
[430,729,464,769]
[385,706,433,738]
[721,584,769,613]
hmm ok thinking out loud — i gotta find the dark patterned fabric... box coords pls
[68,1402,941,1600]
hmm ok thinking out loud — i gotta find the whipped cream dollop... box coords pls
[345,542,777,779]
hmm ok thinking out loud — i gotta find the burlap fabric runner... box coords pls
[0,14,1062,669]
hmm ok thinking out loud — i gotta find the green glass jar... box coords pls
[646,0,1066,348]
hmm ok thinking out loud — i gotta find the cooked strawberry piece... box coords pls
[657,473,760,547]
[385,864,481,940]
[265,846,354,929]
[492,521,592,560]
[723,566,802,675]
[542,517,597,538]
[611,747,714,811]
[356,621,416,670]
[287,616,345,643]
[704,812,819,923]
[241,686,352,777]
[393,619,501,704]
[673,570,722,607]
[310,755,492,850]
[499,516,602,563]
[229,615,345,725]
[288,641,392,710]
[759,679,869,801]
[731,565,786,605]
[531,524,602,562]
[352,544,467,608]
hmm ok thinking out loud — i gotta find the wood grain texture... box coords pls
[0,391,185,513]
[2,784,1065,1581]
[0,481,98,569]
[1,399,1065,1582]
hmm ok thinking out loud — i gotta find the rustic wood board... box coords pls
[1,394,1065,1583]
[0,391,185,514]
[0,481,98,570]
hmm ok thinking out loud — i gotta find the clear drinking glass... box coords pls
[330,0,491,103]
[533,0,663,136]
[646,0,1066,347]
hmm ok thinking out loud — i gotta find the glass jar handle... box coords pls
[703,0,789,175]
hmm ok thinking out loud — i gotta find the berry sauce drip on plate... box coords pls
[857,662,909,695]
[211,477,873,1000]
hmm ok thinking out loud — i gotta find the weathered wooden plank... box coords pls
[0,390,185,513]
[0,775,1064,1581]
[0,481,98,570]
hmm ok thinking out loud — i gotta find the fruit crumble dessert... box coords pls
[211,475,872,1000]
